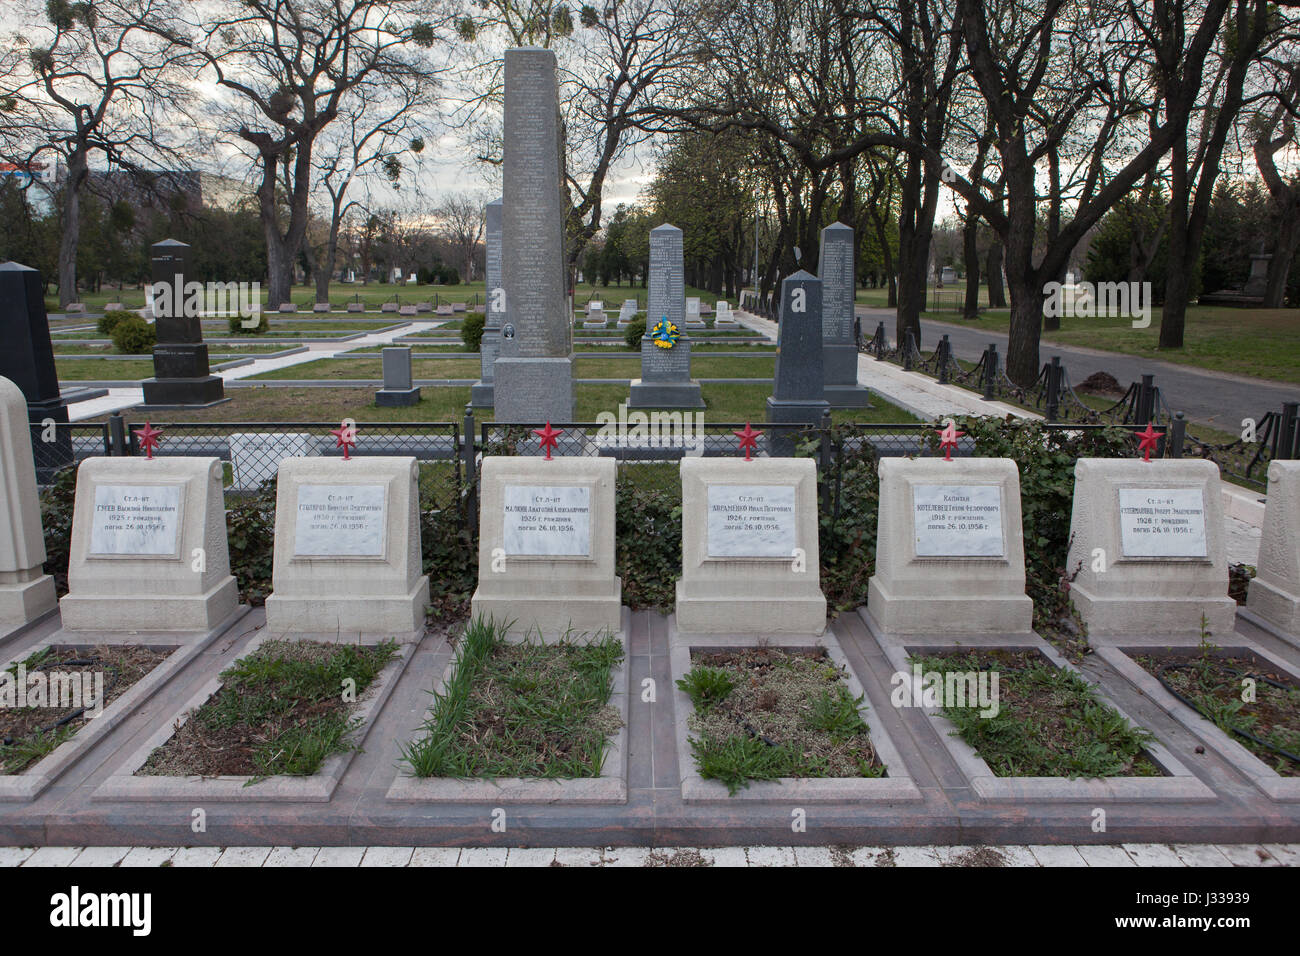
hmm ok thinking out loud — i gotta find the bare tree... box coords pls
[434,192,487,283]
[0,0,194,306]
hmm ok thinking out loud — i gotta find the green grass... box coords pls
[910,649,1160,778]
[400,616,623,779]
[55,359,154,380]
[241,354,777,382]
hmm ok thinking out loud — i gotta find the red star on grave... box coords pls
[734,421,763,461]
[133,422,162,460]
[330,421,358,460]
[1133,422,1161,462]
[935,419,964,462]
[532,421,562,461]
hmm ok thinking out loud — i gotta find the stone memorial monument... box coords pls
[675,457,825,634]
[1066,458,1236,636]
[265,456,430,634]
[493,48,575,423]
[819,223,872,407]
[628,224,704,409]
[683,297,706,330]
[471,197,504,408]
[617,299,637,327]
[865,457,1033,635]
[60,456,240,633]
[140,239,227,407]
[1246,461,1300,638]
[0,262,71,479]
[766,270,830,455]
[0,376,57,634]
[375,346,421,407]
[471,456,622,636]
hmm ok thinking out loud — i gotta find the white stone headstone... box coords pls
[265,456,429,635]
[472,457,621,637]
[1248,461,1300,637]
[676,457,825,635]
[1066,458,1235,637]
[60,457,240,633]
[0,376,57,633]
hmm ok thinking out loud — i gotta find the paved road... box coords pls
[856,306,1298,430]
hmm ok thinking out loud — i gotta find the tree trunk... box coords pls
[1161,137,1191,348]
[1263,205,1300,307]
[986,242,1006,307]
[962,213,980,319]
[57,151,88,309]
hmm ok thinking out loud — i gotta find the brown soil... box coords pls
[1,645,172,774]
[688,646,883,777]
[1077,371,1124,395]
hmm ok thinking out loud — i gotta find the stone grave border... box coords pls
[0,606,249,803]
[387,609,630,805]
[668,625,924,803]
[869,624,1217,803]
[1236,607,1300,654]
[1097,643,1300,803]
[92,628,417,804]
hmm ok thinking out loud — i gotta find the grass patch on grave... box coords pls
[680,646,885,795]
[400,617,623,779]
[55,359,153,380]
[1134,642,1300,777]
[244,357,482,381]
[1,645,173,774]
[138,639,397,780]
[909,648,1161,778]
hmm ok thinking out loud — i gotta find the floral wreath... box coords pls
[649,317,679,348]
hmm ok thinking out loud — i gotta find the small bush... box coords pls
[461,311,485,351]
[111,316,156,354]
[624,318,646,350]
[228,312,269,334]
[40,464,78,595]
[97,309,134,336]
[226,482,276,605]
[676,666,735,712]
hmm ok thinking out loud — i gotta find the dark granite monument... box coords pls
[819,222,872,407]
[0,261,72,479]
[140,239,226,407]
[376,347,421,407]
[766,270,830,456]
[628,223,704,409]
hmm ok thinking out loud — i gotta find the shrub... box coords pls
[225,482,277,606]
[97,309,134,336]
[461,311,485,351]
[624,318,646,350]
[228,312,269,334]
[40,464,78,595]
[615,483,680,609]
[111,316,156,354]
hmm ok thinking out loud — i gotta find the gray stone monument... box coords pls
[375,347,421,407]
[140,239,227,408]
[819,223,872,407]
[493,48,575,423]
[0,375,57,635]
[628,224,704,409]
[766,270,830,456]
[471,197,503,408]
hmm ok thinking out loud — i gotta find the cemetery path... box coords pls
[855,307,1295,430]
[64,321,443,421]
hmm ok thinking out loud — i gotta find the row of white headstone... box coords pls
[3,377,1297,643]
[580,299,739,330]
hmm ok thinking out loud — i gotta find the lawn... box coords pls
[242,354,776,381]
[56,359,155,380]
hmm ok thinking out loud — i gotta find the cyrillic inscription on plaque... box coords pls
[90,484,182,556]
[295,484,387,557]
[503,485,591,556]
[913,484,1005,557]
[1119,487,1207,557]
[706,485,796,558]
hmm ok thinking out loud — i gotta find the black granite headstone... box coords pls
[140,239,226,407]
[0,261,72,479]
[766,270,829,455]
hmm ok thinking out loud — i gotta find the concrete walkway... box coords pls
[65,321,442,421]
[5,843,1296,867]
[855,306,1298,431]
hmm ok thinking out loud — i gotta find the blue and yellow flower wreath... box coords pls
[649,317,679,348]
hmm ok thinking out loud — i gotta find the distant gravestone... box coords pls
[865,457,1033,635]
[376,346,421,407]
[279,302,297,313]
[617,299,637,326]
[0,376,57,634]
[313,302,331,313]
[381,302,399,313]
[140,239,226,408]
[265,456,429,635]
[347,302,365,313]
[399,304,418,316]
[818,223,872,407]
[472,197,503,408]
[714,301,738,328]
[683,297,705,330]
[60,456,240,634]
[766,270,829,455]
[493,48,575,423]
[435,303,454,316]
[0,262,71,480]
[629,223,703,409]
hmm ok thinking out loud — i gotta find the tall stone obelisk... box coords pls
[494,48,574,423]
[628,223,703,408]
[766,270,830,456]
[472,197,504,408]
[0,261,71,480]
[819,222,872,407]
